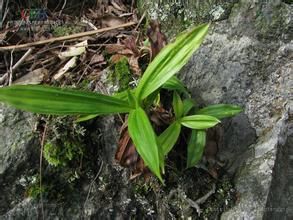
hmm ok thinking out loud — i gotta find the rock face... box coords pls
[0,104,39,214]
[176,0,292,218]
[143,0,293,218]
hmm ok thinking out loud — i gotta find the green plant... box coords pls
[108,56,132,92]
[0,24,242,182]
[42,116,85,167]
[53,25,83,37]
[43,140,83,167]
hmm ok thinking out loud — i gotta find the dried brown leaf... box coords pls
[110,54,125,63]
[115,128,138,168]
[13,68,47,85]
[101,15,125,28]
[123,36,139,56]
[111,0,127,12]
[147,20,167,59]
[115,124,148,179]
[105,44,126,54]
[90,54,105,65]
[128,56,141,75]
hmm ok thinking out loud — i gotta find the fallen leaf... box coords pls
[53,56,78,80]
[116,127,138,168]
[111,0,127,12]
[13,68,47,85]
[115,124,148,179]
[128,56,141,75]
[59,40,88,59]
[110,54,125,63]
[101,15,125,27]
[90,54,105,65]
[147,20,167,59]
[150,106,173,126]
[0,30,8,42]
[105,44,127,54]
[123,36,139,56]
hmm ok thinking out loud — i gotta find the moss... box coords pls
[24,116,90,203]
[26,183,46,199]
[43,118,84,167]
[52,25,83,37]
[108,56,132,92]
[43,141,81,167]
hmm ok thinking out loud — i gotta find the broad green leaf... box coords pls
[183,98,196,116]
[113,89,130,101]
[0,85,132,115]
[162,76,189,95]
[180,115,220,129]
[76,114,99,122]
[158,121,181,156]
[136,23,209,101]
[127,107,163,182]
[158,141,165,174]
[127,89,137,108]
[196,104,242,119]
[172,92,183,119]
[143,90,160,108]
[187,130,206,168]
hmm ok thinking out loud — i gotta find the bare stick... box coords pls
[39,121,48,220]
[59,0,67,17]
[11,48,33,71]
[1,48,33,85]
[83,161,104,209]
[0,74,7,85]
[135,12,145,31]
[0,22,136,51]
[196,183,216,204]
[185,183,216,216]
[8,50,13,85]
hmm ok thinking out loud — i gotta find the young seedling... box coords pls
[0,24,242,182]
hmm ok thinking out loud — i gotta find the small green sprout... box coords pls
[0,24,242,182]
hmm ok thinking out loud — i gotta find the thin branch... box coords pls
[11,48,33,71]
[39,121,48,220]
[59,0,67,17]
[83,161,104,209]
[8,50,13,85]
[0,22,136,51]
[185,183,216,216]
[134,12,145,31]
[0,48,33,85]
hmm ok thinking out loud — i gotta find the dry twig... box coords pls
[39,120,48,220]
[185,183,216,216]
[83,161,104,209]
[0,22,136,51]
[1,48,33,85]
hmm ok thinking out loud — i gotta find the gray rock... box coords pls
[140,0,293,218]
[176,0,292,218]
[0,103,39,214]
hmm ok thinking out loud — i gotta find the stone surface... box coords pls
[142,0,292,218]
[176,0,293,218]
[0,103,40,214]
[138,0,239,37]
